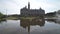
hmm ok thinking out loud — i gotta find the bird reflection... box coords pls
[20,18,45,33]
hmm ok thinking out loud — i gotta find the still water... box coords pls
[0,19,60,34]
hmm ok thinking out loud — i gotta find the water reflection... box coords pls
[0,20,6,23]
[46,19,56,22]
[0,19,60,34]
[20,19,45,33]
[46,19,60,24]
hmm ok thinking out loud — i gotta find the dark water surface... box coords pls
[0,19,60,34]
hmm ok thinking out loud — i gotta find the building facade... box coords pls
[20,2,45,17]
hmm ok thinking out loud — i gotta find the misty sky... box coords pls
[0,0,60,15]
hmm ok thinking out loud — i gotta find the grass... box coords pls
[0,18,6,21]
[20,17,37,21]
[20,16,44,20]
[20,17,36,19]
[7,17,19,20]
[3,16,44,20]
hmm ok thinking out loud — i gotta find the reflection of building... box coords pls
[20,2,45,17]
[20,19,45,32]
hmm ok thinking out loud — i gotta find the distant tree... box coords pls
[45,12,56,17]
[57,10,60,14]
[0,12,4,19]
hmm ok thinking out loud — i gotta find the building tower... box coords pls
[28,2,30,10]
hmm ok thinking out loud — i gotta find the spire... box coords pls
[28,2,30,10]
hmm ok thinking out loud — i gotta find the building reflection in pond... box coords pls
[20,19,45,33]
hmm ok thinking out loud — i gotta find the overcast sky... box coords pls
[0,0,60,15]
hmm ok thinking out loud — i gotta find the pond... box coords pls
[0,19,60,34]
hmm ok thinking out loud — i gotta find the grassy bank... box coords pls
[5,16,44,20]
[20,17,37,21]
[0,18,6,21]
[20,16,44,20]
[20,17,36,19]
[6,17,36,20]
[7,17,19,20]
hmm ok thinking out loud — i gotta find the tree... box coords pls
[0,12,4,19]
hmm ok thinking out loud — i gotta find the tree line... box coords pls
[0,12,6,21]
